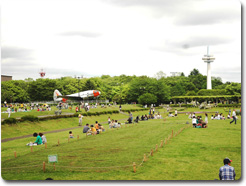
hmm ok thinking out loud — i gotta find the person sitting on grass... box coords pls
[108,117,111,124]
[196,116,201,124]
[109,119,115,128]
[114,120,120,128]
[227,114,231,119]
[98,124,105,132]
[200,120,207,128]
[95,121,99,130]
[33,132,43,145]
[168,112,174,117]
[219,157,236,180]
[83,124,90,133]
[141,115,145,121]
[157,113,162,119]
[211,115,214,120]
[188,113,192,119]
[90,125,97,135]
[134,116,139,123]
[39,133,47,144]
[126,117,132,124]
[144,114,148,120]
[69,131,74,138]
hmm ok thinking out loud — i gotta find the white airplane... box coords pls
[53,89,101,102]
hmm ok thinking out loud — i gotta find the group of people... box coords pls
[211,113,226,120]
[108,117,121,128]
[82,122,105,135]
[191,113,208,128]
[4,103,52,118]
[208,109,237,124]
[140,112,163,121]
[27,132,47,146]
[168,109,178,117]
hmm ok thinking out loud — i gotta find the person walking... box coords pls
[78,113,83,126]
[7,106,11,118]
[230,109,237,124]
[219,158,236,180]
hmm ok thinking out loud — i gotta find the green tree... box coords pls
[170,82,186,96]
[188,69,207,90]
[84,79,97,90]
[225,83,241,95]
[138,93,157,105]
[186,91,197,96]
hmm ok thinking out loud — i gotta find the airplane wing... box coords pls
[57,95,84,100]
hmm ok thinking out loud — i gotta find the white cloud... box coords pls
[1,0,241,83]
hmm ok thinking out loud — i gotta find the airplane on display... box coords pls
[53,89,101,102]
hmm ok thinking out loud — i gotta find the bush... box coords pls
[217,103,241,107]
[170,104,194,108]
[2,117,18,125]
[21,115,39,122]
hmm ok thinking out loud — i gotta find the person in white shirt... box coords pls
[211,115,214,120]
[204,113,208,124]
[175,109,178,117]
[230,110,237,124]
[188,113,192,119]
[192,116,197,128]
[7,107,11,118]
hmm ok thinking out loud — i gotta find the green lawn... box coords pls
[1,107,241,180]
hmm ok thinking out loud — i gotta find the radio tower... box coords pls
[39,68,46,78]
[202,46,215,89]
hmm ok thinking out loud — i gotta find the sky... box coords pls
[1,0,242,83]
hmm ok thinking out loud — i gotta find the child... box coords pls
[192,116,197,128]
[90,125,97,135]
[69,131,74,138]
[33,132,43,145]
[39,133,47,144]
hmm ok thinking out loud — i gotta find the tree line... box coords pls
[1,69,241,105]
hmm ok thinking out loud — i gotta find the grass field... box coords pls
[1,107,241,180]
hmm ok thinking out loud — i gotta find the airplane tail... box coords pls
[53,89,62,101]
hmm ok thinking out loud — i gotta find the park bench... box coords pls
[54,110,62,115]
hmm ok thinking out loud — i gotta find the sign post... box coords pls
[48,155,58,171]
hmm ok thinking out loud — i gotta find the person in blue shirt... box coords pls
[219,158,236,180]
[33,132,43,145]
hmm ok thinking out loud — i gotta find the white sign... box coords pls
[48,155,58,163]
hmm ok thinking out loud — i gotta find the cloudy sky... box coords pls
[1,0,242,82]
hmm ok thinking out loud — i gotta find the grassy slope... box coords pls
[1,104,139,119]
[1,108,241,180]
[1,105,145,139]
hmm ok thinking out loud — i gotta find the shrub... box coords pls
[21,115,39,122]
[217,103,241,107]
[2,117,18,125]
